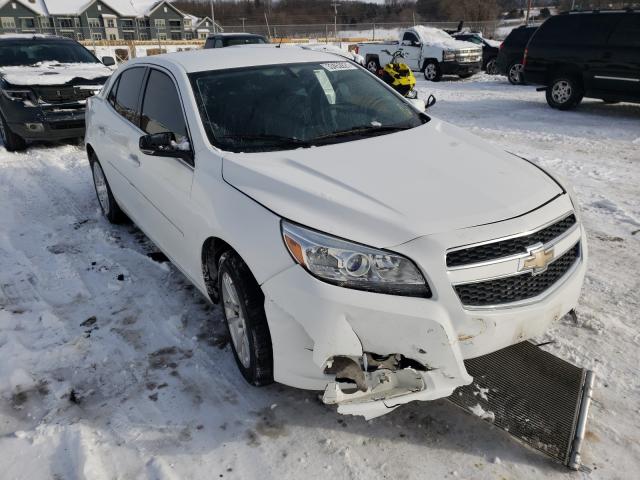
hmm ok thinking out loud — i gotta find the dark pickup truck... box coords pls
[0,35,114,151]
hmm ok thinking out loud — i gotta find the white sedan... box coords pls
[85,48,586,419]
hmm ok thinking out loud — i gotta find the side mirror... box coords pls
[425,94,437,109]
[413,41,422,48]
[139,132,193,163]
[102,56,115,66]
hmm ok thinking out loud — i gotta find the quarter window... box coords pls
[113,67,145,125]
[140,69,190,159]
[608,14,640,48]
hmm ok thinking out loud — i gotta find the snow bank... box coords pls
[0,61,112,86]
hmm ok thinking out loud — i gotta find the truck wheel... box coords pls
[90,153,127,224]
[0,111,26,152]
[366,57,380,73]
[546,76,584,110]
[507,62,524,85]
[218,250,273,386]
[423,61,442,82]
[485,58,498,75]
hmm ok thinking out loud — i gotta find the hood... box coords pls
[410,26,481,52]
[222,119,563,248]
[0,61,112,86]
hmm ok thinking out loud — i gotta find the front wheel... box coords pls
[423,61,442,82]
[507,62,524,85]
[546,76,583,110]
[218,250,273,386]
[0,111,26,152]
[366,58,380,73]
[90,154,126,224]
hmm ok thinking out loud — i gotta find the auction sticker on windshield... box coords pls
[322,62,358,71]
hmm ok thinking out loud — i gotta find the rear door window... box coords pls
[536,14,620,46]
[113,67,145,125]
[608,14,640,48]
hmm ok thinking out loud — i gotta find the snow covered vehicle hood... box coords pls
[410,26,480,51]
[0,61,112,86]
[222,119,563,247]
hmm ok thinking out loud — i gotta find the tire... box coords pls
[423,60,442,82]
[366,57,380,73]
[485,57,498,75]
[218,250,273,386]
[0,111,26,152]
[89,153,127,224]
[507,62,524,85]
[546,76,584,110]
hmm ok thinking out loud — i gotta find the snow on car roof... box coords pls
[410,26,478,50]
[0,34,62,40]
[131,47,343,73]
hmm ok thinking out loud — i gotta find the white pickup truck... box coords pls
[356,26,483,81]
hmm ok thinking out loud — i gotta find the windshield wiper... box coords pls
[312,124,414,141]
[219,133,312,149]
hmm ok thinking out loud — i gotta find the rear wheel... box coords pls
[485,57,498,75]
[507,62,524,85]
[0,111,26,152]
[218,250,273,386]
[366,57,380,73]
[90,154,126,224]
[423,60,442,82]
[546,76,583,110]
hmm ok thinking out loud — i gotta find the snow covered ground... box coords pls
[0,73,638,479]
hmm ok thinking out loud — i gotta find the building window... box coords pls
[108,33,116,40]
[198,32,207,39]
[11,2,16,9]
[106,19,116,28]
[59,18,74,29]
[184,19,191,28]
[170,32,181,40]
[92,33,103,40]
[20,18,36,30]
[1,17,16,29]
[169,20,181,29]
[121,19,134,29]
[154,19,165,28]
[184,32,193,40]
[97,5,102,11]
[123,32,134,40]
[158,33,167,41]
[88,18,100,28]
[140,32,149,40]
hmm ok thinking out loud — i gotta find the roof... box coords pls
[0,0,48,16]
[41,0,171,17]
[128,47,340,74]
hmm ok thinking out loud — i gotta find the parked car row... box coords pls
[497,10,640,110]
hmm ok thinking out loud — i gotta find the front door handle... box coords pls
[128,153,140,166]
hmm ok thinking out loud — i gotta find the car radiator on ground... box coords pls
[448,341,594,470]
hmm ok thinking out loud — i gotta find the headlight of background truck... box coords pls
[442,50,456,62]
[281,220,431,297]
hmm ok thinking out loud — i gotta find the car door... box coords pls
[133,67,195,267]
[399,31,422,70]
[95,66,148,223]
[602,14,640,96]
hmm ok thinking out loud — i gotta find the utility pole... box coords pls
[525,0,533,24]
[240,17,247,32]
[210,0,216,34]
[331,1,340,45]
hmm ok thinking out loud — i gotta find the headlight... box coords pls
[443,50,456,62]
[1,88,37,104]
[281,221,431,298]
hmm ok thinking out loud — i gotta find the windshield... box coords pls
[190,61,426,152]
[0,40,99,67]
[223,36,266,47]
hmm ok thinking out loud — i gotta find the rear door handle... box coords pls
[128,154,140,166]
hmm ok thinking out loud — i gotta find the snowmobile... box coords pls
[378,49,417,99]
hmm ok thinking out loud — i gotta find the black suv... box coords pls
[204,33,268,49]
[453,32,500,74]
[496,25,538,84]
[0,35,114,151]
[524,10,640,110]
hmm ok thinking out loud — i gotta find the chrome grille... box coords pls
[35,86,97,104]
[447,214,577,268]
[453,242,580,307]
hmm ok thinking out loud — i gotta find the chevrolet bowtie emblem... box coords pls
[520,244,554,275]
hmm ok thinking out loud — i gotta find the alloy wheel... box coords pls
[222,272,251,369]
[92,162,110,215]
[366,60,378,73]
[551,80,572,105]
[509,63,523,84]
[486,58,497,75]
[425,63,437,80]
